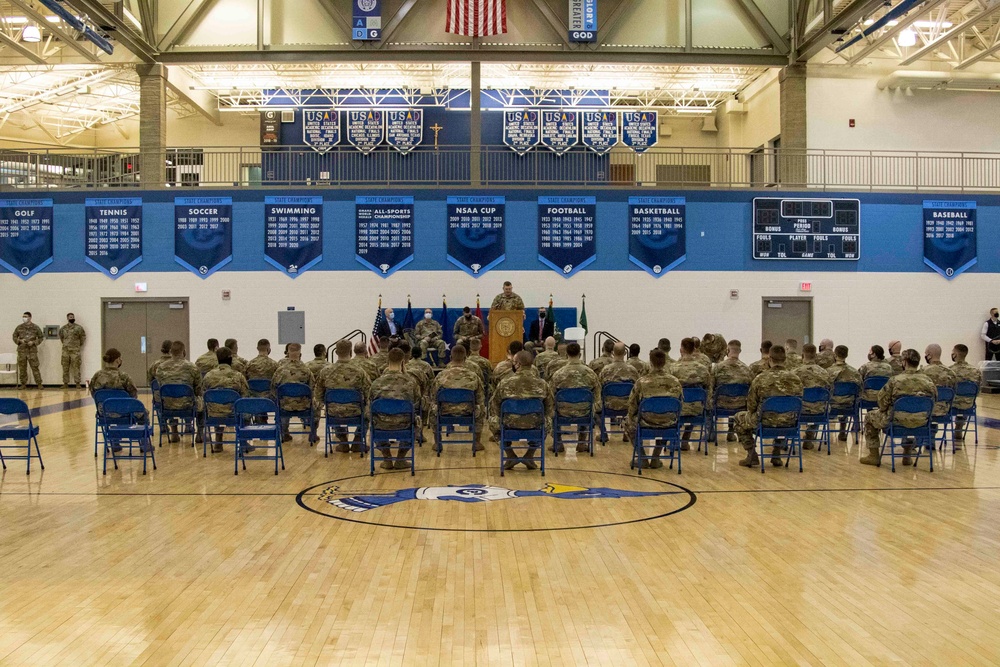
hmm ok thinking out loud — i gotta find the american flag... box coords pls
[368,298,382,357]
[446,0,507,37]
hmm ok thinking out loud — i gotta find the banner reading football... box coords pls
[923,200,976,279]
[174,197,233,278]
[446,196,506,277]
[264,196,323,278]
[85,197,142,279]
[0,198,53,280]
[355,196,414,277]
[537,196,596,277]
[628,196,686,277]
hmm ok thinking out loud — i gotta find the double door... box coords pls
[101,298,190,387]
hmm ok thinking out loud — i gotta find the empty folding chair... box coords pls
[829,382,860,444]
[323,388,367,458]
[679,386,708,456]
[499,397,546,476]
[800,386,832,455]
[552,387,595,457]
[599,381,634,444]
[754,395,804,473]
[93,388,129,457]
[202,388,240,457]
[930,386,955,452]
[101,397,155,476]
[631,396,682,475]
[952,380,980,446]
[879,396,935,472]
[712,383,749,446]
[370,398,417,476]
[234,397,284,475]
[0,398,43,474]
[276,382,318,445]
[159,383,198,447]
[435,388,477,457]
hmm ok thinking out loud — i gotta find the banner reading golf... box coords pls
[0,198,53,280]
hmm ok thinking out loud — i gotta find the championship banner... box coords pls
[621,110,658,153]
[355,196,414,277]
[503,110,540,155]
[386,109,423,154]
[923,200,977,279]
[174,197,233,278]
[581,110,617,154]
[353,0,381,40]
[84,197,142,279]
[347,110,384,154]
[264,196,323,278]
[628,196,686,277]
[303,109,340,153]
[568,0,597,42]
[0,198,53,280]
[446,196,506,277]
[540,110,578,155]
[537,196,596,277]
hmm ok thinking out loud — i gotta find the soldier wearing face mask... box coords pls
[413,308,446,363]
[58,312,86,389]
[13,311,44,390]
[89,348,138,398]
[982,308,1000,361]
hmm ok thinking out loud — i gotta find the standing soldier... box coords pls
[430,345,486,452]
[860,349,936,466]
[195,339,220,376]
[369,348,422,470]
[454,306,486,348]
[13,311,44,389]
[316,340,372,453]
[58,312,86,389]
[625,349,683,469]
[306,343,329,378]
[155,341,204,444]
[733,345,804,468]
[712,340,752,442]
[490,351,552,471]
[550,342,602,453]
[224,338,248,375]
[271,343,318,444]
[414,308,447,364]
[490,281,525,311]
[202,347,249,453]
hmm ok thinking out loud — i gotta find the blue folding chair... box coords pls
[276,382,317,445]
[247,378,272,395]
[324,388,367,458]
[159,383,198,447]
[202,388,240,457]
[755,395,803,473]
[800,386,832,455]
[829,382,860,444]
[631,396,682,474]
[101,397,155,476]
[435,388,477,457]
[952,380,980,446]
[931,386,955,452]
[879,396,935,472]
[149,378,166,441]
[599,381,634,443]
[370,398,417,476]
[859,376,889,416]
[712,383,749,445]
[553,387,595,457]
[679,386,708,456]
[0,398,43,474]
[499,397,546,476]
[93,388,129,457]
[234,397,284,475]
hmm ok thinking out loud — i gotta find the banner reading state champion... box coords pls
[264,196,323,278]
[446,196,506,277]
[0,198,53,280]
[628,196,686,276]
[174,197,233,278]
[355,196,414,277]
[923,200,977,279]
[84,197,142,279]
[537,196,596,277]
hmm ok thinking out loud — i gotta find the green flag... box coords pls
[579,297,588,333]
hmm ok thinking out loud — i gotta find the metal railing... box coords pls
[3,145,1000,192]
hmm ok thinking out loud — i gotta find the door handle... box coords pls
[141,336,146,354]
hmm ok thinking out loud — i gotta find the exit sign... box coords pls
[800,281,812,292]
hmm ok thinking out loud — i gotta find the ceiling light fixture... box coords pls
[898,28,917,47]
[21,24,41,43]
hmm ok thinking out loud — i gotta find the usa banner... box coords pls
[621,111,658,153]
[386,109,423,154]
[0,198,53,280]
[447,196,506,277]
[628,196,686,277]
[503,110,540,155]
[445,0,507,36]
[303,109,340,153]
[923,200,977,279]
[264,196,323,278]
[540,110,578,155]
[85,197,142,279]
[581,110,617,154]
[537,196,596,278]
[174,197,233,278]
[355,196,414,277]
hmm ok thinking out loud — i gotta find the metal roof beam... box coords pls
[164,64,221,125]
[956,26,1000,67]
[732,0,790,55]
[899,1,1000,65]
[528,0,571,47]
[843,0,950,64]
[0,29,47,64]
[315,0,356,40]
[8,0,101,62]
[158,0,219,51]
[379,0,419,47]
[62,0,157,62]
[795,0,885,61]
[597,0,631,45]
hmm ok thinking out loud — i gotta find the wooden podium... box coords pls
[487,309,524,365]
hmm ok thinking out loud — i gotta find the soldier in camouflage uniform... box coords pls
[712,339,752,442]
[372,337,391,376]
[816,339,836,369]
[794,344,833,449]
[550,342,602,453]
[828,345,862,441]
[747,341,772,381]
[625,349,683,469]
[271,343,318,444]
[784,339,803,369]
[58,313,86,388]
[353,341,380,382]
[734,345,804,468]
[670,338,714,450]
[691,337,713,368]
[453,306,486,347]
[544,343,569,381]
[598,343,639,444]
[224,338,249,375]
[430,345,486,451]
[701,333,727,364]
[627,343,650,376]
[147,340,173,403]
[920,343,957,419]
[12,311,44,389]
[155,341,204,443]
[861,349,937,466]
[306,343,329,379]
[657,338,675,365]
[369,348,422,470]
[949,343,983,441]
[859,345,894,391]
[203,347,249,452]
[490,351,552,471]
[490,281,525,311]
[245,339,279,397]
[588,339,616,375]
[414,308,447,363]
[886,340,904,376]
[403,343,435,421]
[493,340,523,387]
[534,337,559,379]
[466,339,494,397]
[316,340,372,453]
[195,339,220,376]
[89,348,138,398]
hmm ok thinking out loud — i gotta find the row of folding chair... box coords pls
[0,398,44,475]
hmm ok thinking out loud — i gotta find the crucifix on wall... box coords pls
[430,122,443,148]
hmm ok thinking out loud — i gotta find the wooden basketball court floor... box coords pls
[2,388,1000,666]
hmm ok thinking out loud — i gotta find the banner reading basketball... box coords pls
[628,196,686,276]
[174,197,233,278]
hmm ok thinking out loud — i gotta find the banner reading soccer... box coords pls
[503,110,540,155]
[446,196,506,277]
[581,111,617,154]
[385,109,423,154]
[85,197,142,279]
[303,109,340,153]
[537,196,596,277]
[923,200,977,279]
[347,110,384,154]
[174,197,233,278]
[628,196,686,276]
[621,111,658,153]
[264,196,323,278]
[355,196,414,277]
[541,110,578,155]
[0,198,53,280]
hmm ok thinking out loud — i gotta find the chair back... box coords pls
[159,383,194,399]
[832,382,859,400]
[101,398,147,425]
[371,397,414,416]
[715,383,749,400]
[863,376,889,393]
[204,388,240,408]
[325,388,363,405]
[500,397,544,417]
[602,381,634,400]
[802,386,831,404]
[638,396,681,417]
[555,387,593,405]
[437,388,475,406]
[759,395,803,417]
[935,386,955,404]
[955,380,980,400]
[891,396,934,425]
[247,378,271,394]
[93,389,130,415]
[276,382,311,399]
[0,398,29,418]
[682,386,707,405]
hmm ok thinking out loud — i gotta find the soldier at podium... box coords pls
[491,281,525,311]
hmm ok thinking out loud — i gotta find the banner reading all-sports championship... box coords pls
[174,197,233,278]
[923,200,977,279]
[85,197,142,279]
[0,198,53,280]
[628,196,686,276]
[537,196,596,277]
[264,196,323,278]
[355,196,414,277]
[446,196,506,277]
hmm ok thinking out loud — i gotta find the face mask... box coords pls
[993,313,998,320]
[22,317,28,323]
[387,313,394,321]
[68,318,75,324]
[424,313,432,320]
[539,313,546,319]
[951,354,957,362]
[924,355,931,364]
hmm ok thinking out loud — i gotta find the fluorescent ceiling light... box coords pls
[913,20,952,28]
[898,29,917,47]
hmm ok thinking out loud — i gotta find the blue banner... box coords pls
[541,110,578,155]
[84,198,142,279]
[447,196,506,277]
[386,109,423,154]
[352,0,381,40]
[568,0,597,42]
[347,110,384,154]
[538,196,596,277]
[923,200,976,279]
[621,111,658,153]
[174,197,233,278]
[355,196,414,277]
[0,198,53,280]
[628,196,686,276]
[264,196,323,278]
[503,110,540,155]
[302,109,340,153]
[581,111,618,154]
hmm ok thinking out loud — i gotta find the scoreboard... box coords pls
[752,197,860,260]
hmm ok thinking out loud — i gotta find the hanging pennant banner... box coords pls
[347,109,384,154]
[628,196,686,277]
[581,110,618,154]
[0,198,53,280]
[503,110,540,155]
[264,196,323,278]
[355,196,414,277]
[923,200,977,279]
[386,109,423,154]
[174,197,233,278]
[568,0,598,42]
[621,110,658,153]
[540,110,578,155]
[84,197,142,279]
[446,196,506,277]
[303,109,340,153]
[537,196,596,278]
[352,0,381,40]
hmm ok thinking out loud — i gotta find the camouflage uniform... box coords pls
[588,354,613,376]
[405,357,435,412]
[733,364,804,456]
[544,357,568,382]
[862,370,937,462]
[230,354,249,375]
[534,349,559,379]
[494,359,515,386]
[921,362,957,417]
[888,354,904,376]
[245,354,279,397]
[627,357,651,377]
[816,349,836,369]
[305,357,329,379]
[624,369,683,465]
[859,360,894,403]
[747,358,770,381]
[354,356,379,383]
[599,361,640,413]
[693,352,713,368]
[147,353,171,402]
[465,353,494,396]
[58,322,86,386]
[795,363,832,415]
[828,361,862,410]
[490,293,525,311]
[155,357,203,411]
[195,350,219,376]
[369,369,422,466]
[414,319,447,360]
[550,360,602,441]
[272,359,317,440]
[430,362,485,442]
[371,350,389,376]
[453,314,485,346]
[12,321,44,387]
[701,334,727,364]
[785,351,803,369]
[316,359,372,451]
[203,365,249,417]
[669,358,714,417]
[712,359,752,422]
[89,363,138,398]
[949,360,982,410]
[489,369,553,469]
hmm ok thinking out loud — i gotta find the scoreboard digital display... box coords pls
[753,197,860,260]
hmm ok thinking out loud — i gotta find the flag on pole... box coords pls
[445,0,507,37]
[547,295,558,340]
[579,295,588,334]
[402,295,415,332]
[440,295,452,348]
[476,294,488,359]
[368,296,383,356]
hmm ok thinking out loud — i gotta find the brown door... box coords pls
[101,298,190,387]
[761,298,813,349]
